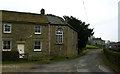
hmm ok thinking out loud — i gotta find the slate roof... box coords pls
[46,15,67,25]
[46,14,77,31]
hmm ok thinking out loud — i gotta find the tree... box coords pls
[63,16,94,54]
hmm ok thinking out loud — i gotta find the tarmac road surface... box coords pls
[2,50,114,72]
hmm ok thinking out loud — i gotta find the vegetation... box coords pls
[51,49,89,62]
[102,52,120,72]
[103,48,120,72]
[63,16,94,54]
[86,45,99,49]
[109,48,120,52]
[2,51,19,61]
[2,58,50,64]
[3,49,90,64]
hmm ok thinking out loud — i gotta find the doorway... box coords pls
[17,44,24,58]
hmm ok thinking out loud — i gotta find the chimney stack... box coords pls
[41,8,45,15]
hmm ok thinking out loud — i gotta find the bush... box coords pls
[2,51,19,61]
[103,48,120,67]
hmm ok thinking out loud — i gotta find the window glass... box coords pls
[35,25,41,34]
[56,28,63,44]
[4,24,11,33]
[3,40,10,50]
[34,41,41,50]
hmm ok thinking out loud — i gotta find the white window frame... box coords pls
[35,25,41,34]
[34,41,42,51]
[2,40,11,51]
[56,28,63,44]
[3,24,11,33]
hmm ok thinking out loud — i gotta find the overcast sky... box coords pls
[0,0,119,42]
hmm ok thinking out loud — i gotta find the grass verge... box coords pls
[2,58,51,64]
[86,45,99,49]
[102,52,120,72]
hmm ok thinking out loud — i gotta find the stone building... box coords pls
[91,38,105,46]
[0,9,78,60]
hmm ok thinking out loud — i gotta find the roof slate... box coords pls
[46,15,67,24]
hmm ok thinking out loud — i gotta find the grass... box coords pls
[2,58,51,64]
[86,45,99,49]
[102,52,120,72]
[2,61,33,64]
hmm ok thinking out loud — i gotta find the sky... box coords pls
[0,0,119,42]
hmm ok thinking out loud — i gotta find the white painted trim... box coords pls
[3,31,11,33]
[34,49,41,51]
[2,40,11,51]
[2,49,11,51]
[35,32,41,34]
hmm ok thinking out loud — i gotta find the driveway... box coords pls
[2,50,114,72]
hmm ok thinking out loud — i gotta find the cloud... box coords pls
[0,0,119,41]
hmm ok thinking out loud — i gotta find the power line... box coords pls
[82,0,89,23]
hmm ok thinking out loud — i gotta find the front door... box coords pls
[18,44,24,58]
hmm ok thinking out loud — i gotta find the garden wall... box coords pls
[103,48,120,66]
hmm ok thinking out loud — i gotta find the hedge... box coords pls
[103,48,120,66]
[2,51,19,61]
[109,48,120,52]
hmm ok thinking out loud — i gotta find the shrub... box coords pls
[2,51,19,61]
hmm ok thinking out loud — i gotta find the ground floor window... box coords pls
[2,40,11,51]
[34,41,41,51]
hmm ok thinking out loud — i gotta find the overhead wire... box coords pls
[82,0,89,23]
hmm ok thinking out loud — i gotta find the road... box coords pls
[2,50,114,72]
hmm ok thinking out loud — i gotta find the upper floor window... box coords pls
[35,25,41,34]
[56,28,63,44]
[4,24,11,33]
[2,40,11,51]
[34,41,41,51]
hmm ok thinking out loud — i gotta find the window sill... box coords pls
[34,49,41,51]
[34,33,41,35]
[3,32,11,33]
[56,43,63,45]
[2,49,11,51]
